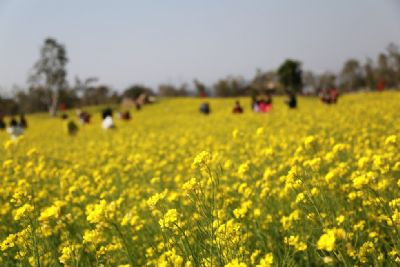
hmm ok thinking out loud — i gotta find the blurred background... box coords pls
[0,0,399,115]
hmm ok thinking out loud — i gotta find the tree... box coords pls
[29,38,68,116]
[252,70,278,91]
[176,83,189,96]
[302,71,317,94]
[387,43,400,86]
[213,76,249,97]
[74,76,99,97]
[15,86,50,113]
[58,88,79,109]
[158,84,188,97]
[213,79,231,97]
[376,54,391,88]
[123,85,153,100]
[376,50,399,89]
[317,72,337,92]
[82,85,114,106]
[193,79,207,97]
[364,58,376,90]
[277,59,303,94]
[0,96,19,115]
[339,59,365,91]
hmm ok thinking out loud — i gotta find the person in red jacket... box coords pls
[232,101,243,114]
[329,88,339,104]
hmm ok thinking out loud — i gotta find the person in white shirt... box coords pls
[102,116,115,129]
[7,118,23,140]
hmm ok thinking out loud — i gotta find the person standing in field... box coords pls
[7,118,23,140]
[102,107,115,129]
[102,107,113,119]
[80,111,91,124]
[232,100,244,114]
[251,96,259,112]
[285,93,297,109]
[76,109,91,124]
[199,102,210,115]
[65,120,79,136]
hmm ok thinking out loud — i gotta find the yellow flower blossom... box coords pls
[159,209,179,229]
[317,230,336,251]
[256,253,273,267]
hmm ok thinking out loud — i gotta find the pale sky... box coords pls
[0,0,399,93]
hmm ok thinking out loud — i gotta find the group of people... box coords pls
[200,93,299,115]
[251,94,274,113]
[2,91,340,139]
[64,107,132,135]
[320,88,339,104]
[249,93,298,113]
[0,115,28,140]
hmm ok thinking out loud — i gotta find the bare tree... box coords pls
[74,76,99,99]
[29,38,68,116]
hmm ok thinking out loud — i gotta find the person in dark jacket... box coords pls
[102,108,113,120]
[199,102,210,115]
[286,93,297,109]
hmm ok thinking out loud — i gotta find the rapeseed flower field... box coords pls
[0,92,399,266]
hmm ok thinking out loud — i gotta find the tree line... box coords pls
[1,38,400,115]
